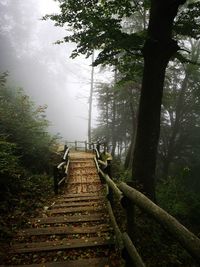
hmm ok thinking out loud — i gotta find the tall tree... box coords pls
[88,52,95,145]
[131,0,187,200]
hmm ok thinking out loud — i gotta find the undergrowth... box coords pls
[0,173,54,260]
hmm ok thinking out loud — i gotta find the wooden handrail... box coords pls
[63,147,69,161]
[119,182,200,264]
[96,160,200,265]
[57,162,65,169]
[94,148,100,159]
[98,168,144,266]
[122,232,145,267]
[94,156,100,173]
[99,169,122,199]
[65,140,108,154]
[53,146,70,194]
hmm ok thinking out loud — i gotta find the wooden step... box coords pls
[53,201,104,208]
[69,172,98,176]
[70,159,94,162]
[56,195,104,203]
[60,193,104,198]
[11,236,114,253]
[18,224,111,236]
[33,213,109,224]
[3,257,110,267]
[70,165,95,168]
[49,205,106,214]
[67,181,101,185]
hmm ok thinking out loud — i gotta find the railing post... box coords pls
[53,166,59,195]
[121,192,136,267]
[64,144,67,151]
[121,182,135,242]
[122,246,134,267]
[96,141,100,154]
[85,141,87,152]
[107,183,114,207]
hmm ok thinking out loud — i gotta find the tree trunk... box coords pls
[88,52,94,145]
[132,0,186,201]
[111,70,117,157]
[124,130,135,170]
[124,102,137,169]
[111,95,116,156]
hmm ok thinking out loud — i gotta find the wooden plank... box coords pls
[12,236,114,253]
[65,183,101,188]
[69,172,98,176]
[56,196,105,203]
[70,160,93,163]
[70,159,94,162]
[67,181,101,185]
[2,257,110,267]
[53,201,104,208]
[18,224,110,236]
[33,213,109,224]
[60,193,104,198]
[49,205,106,214]
[70,165,95,168]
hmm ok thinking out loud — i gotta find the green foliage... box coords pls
[45,0,200,74]
[0,140,20,175]
[44,0,147,70]
[157,172,200,227]
[0,73,57,242]
[110,157,125,179]
[0,75,55,173]
[175,2,200,39]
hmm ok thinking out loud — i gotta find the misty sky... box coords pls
[0,0,113,141]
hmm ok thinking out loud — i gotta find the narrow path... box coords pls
[4,151,121,266]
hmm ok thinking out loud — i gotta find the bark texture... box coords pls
[132,0,186,201]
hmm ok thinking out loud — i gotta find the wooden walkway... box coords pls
[4,152,121,266]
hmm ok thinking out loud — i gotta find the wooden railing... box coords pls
[53,141,106,195]
[95,157,200,267]
[65,141,93,151]
[53,145,70,194]
[66,140,107,153]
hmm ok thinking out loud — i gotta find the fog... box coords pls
[0,0,112,141]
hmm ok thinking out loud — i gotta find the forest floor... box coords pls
[0,175,55,263]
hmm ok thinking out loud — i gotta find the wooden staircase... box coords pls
[4,152,120,266]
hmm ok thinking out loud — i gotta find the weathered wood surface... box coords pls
[56,195,104,202]
[48,205,106,214]
[33,213,109,224]
[5,151,120,266]
[12,236,113,253]
[2,257,111,267]
[52,200,104,208]
[18,224,111,236]
[122,232,145,267]
[119,182,200,264]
